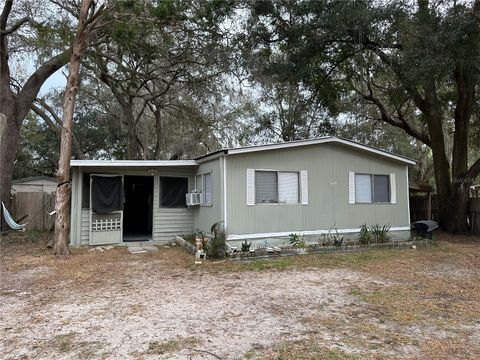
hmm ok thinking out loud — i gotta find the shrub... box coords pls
[358,224,371,244]
[370,225,391,243]
[207,221,227,259]
[289,233,305,248]
[241,239,251,252]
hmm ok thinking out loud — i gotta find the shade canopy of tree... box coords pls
[243,0,480,232]
[2,0,480,236]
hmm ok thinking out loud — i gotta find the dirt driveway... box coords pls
[1,233,479,359]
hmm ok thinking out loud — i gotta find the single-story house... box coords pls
[12,176,57,194]
[69,136,415,247]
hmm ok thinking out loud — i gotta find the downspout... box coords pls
[222,156,228,230]
[406,165,411,228]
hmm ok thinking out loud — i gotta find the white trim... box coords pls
[227,226,411,240]
[71,160,197,167]
[224,137,415,165]
[223,156,228,229]
[406,166,411,228]
[196,152,227,163]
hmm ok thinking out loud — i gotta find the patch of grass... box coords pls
[204,247,422,273]
[146,336,199,355]
[53,332,77,353]
[76,341,103,359]
[245,339,357,360]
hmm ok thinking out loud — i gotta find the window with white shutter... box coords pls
[251,170,302,204]
[353,173,393,204]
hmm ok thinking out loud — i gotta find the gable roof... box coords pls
[195,136,416,165]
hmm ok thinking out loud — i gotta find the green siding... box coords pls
[193,158,224,234]
[226,143,410,237]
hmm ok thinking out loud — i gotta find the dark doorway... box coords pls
[123,176,153,241]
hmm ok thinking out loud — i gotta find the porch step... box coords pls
[127,245,159,254]
[127,247,147,254]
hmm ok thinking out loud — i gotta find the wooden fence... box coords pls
[11,192,56,231]
[410,192,480,233]
[409,194,438,223]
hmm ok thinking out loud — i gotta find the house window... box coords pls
[204,173,212,205]
[194,172,212,205]
[160,177,188,207]
[355,174,390,203]
[255,170,299,204]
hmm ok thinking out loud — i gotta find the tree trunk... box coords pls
[53,0,97,256]
[153,106,163,159]
[122,103,144,160]
[0,108,20,231]
[443,181,471,233]
[1,0,72,232]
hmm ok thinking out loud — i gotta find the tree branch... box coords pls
[466,157,480,180]
[1,16,30,35]
[357,83,431,146]
[16,49,72,123]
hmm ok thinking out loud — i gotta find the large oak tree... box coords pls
[0,0,72,230]
[245,0,480,232]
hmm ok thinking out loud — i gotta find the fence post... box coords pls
[427,192,432,220]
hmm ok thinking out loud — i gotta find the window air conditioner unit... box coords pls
[186,192,202,206]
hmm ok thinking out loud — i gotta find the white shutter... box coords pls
[278,172,299,204]
[390,173,396,204]
[246,168,255,206]
[300,170,308,205]
[348,171,355,204]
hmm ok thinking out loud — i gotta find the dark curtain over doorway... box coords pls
[91,175,123,213]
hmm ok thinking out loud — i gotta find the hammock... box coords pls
[1,201,28,230]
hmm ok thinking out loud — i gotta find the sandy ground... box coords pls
[1,233,479,359]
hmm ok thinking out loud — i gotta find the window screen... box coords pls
[355,174,372,203]
[373,175,390,202]
[204,173,212,204]
[278,172,299,203]
[255,171,277,203]
[160,177,188,207]
[195,175,202,193]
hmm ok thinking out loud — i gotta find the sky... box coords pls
[39,68,67,95]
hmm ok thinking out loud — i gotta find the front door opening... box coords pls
[123,175,153,241]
